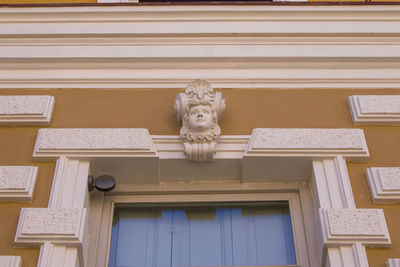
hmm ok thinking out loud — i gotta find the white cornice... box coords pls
[1,5,400,89]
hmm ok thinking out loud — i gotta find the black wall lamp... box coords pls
[88,175,116,192]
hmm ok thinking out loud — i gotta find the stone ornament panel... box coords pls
[34,128,157,159]
[0,95,54,126]
[320,208,390,247]
[388,259,400,267]
[15,208,86,247]
[367,167,400,204]
[245,128,368,159]
[0,166,38,201]
[348,95,400,125]
[0,256,21,267]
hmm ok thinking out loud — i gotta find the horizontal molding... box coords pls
[0,96,54,126]
[1,6,400,26]
[366,167,400,204]
[388,259,400,267]
[0,166,38,202]
[34,128,369,161]
[0,256,21,267]
[34,128,156,159]
[3,68,400,89]
[319,208,391,248]
[15,208,86,247]
[1,6,400,89]
[245,128,369,160]
[349,95,400,126]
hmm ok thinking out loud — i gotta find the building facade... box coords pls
[0,3,400,267]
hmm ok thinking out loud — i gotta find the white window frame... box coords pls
[17,128,390,267]
[91,184,316,267]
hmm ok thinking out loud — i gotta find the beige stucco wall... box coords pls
[0,88,399,267]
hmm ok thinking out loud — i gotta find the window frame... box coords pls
[90,182,317,267]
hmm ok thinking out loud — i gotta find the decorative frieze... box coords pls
[15,208,86,247]
[34,128,157,159]
[245,128,368,159]
[0,95,54,126]
[388,259,400,267]
[0,256,21,267]
[0,166,38,201]
[319,208,390,247]
[367,167,400,204]
[348,95,400,125]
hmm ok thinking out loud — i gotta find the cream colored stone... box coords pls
[0,166,38,201]
[0,96,54,125]
[175,80,225,161]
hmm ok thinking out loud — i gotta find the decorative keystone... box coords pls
[174,80,225,161]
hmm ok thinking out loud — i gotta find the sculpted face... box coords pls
[188,105,213,132]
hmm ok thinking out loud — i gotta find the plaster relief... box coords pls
[0,166,38,201]
[0,95,54,126]
[175,80,225,161]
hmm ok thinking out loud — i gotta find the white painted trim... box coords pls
[2,6,400,89]
[366,167,400,204]
[94,190,315,267]
[0,96,54,126]
[349,95,400,126]
[326,244,369,267]
[26,128,390,267]
[310,157,389,267]
[0,256,21,267]
[0,166,38,201]
[388,259,400,267]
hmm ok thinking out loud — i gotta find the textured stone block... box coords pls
[348,95,400,125]
[0,166,38,201]
[0,95,54,125]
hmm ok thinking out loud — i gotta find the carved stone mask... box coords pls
[174,80,225,161]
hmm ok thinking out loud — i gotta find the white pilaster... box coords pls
[312,157,389,266]
[16,157,90,267]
